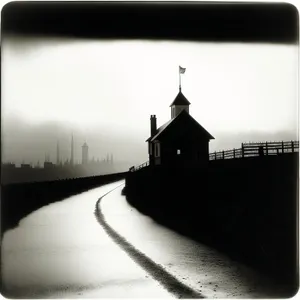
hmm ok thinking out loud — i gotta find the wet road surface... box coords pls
[2,180,288,298]
[1,181,172,298]
[100,182,289,298]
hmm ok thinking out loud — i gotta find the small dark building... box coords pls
[44,161,54,169]
[20,163,31,169]
[146,89,214,167]
[2,163,16,169]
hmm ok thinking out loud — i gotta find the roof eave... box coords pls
[169,101,191,107]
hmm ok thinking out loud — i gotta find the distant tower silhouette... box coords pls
[110,153,113,164]
[70,135,74,166]
[82,142,89,165]
[56,141,60,165]
[45,153,50,163]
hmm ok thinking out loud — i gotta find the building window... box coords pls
[172,107,175,118]
[154,143,160,157]
[177,149,181,155]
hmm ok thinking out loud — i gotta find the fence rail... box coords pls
[130,161,149,172]
[209,140,299,161]
[130,141,299,171]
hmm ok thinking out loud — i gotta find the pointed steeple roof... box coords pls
[169,91,191,107]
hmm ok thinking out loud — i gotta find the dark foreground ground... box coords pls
[124,154,299,296]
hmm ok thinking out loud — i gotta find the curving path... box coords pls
[95,185,203,298]
[2,179,288,298]
[1,180,172,298]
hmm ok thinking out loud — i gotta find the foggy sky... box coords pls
[1,36,298,166]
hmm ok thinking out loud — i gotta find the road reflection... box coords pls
[1,180,172,298]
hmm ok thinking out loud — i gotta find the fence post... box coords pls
[215,151,217,160]
[233,148,235,158]
[222,150,225,159]
[291,141,294,153]
[282,141,284,154]
[265,142,268,156]
[242,143,244,158]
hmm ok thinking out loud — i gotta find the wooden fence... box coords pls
[130,161,149,172]
[130,141,299,170]
[209,140,299,161]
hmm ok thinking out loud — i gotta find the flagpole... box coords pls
[179,67,181,92]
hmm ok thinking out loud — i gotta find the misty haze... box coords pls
[1,2,299,298]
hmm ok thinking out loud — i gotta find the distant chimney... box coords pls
[150,115,157,137]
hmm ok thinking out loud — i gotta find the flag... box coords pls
[179,66,186,74]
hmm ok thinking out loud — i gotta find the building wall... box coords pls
[158,121,210,166]
[160,139,209,166]
[148,110,212,167]
[148,135,210,167]
[148,142,154,166]
[149,141,162,166]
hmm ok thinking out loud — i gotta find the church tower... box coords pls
[169,66,190,119]
[169,89,191,119]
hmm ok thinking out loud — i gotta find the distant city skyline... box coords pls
[3,135,115,168]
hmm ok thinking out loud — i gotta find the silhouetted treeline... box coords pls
[1,172,127,235]
[124,153,298,295]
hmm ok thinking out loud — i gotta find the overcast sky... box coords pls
[1,36,298,165]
